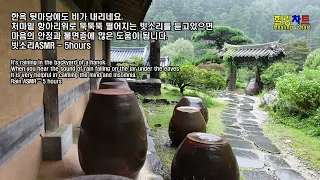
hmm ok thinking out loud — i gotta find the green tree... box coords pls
[304,48,320,70]
[161,38,195,60]
[116,56,145,79]
[167,64,198,93]
[261,62,298,90]
[282,39,311,70]
[192,26,253,50]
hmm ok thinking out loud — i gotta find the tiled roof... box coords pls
[218,40,286,58]
[146,56,171,67]
[111,46,149,62]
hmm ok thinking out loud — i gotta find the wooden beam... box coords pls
[149,40,160,79]
[41,0,59,132]
[229,64,237,91]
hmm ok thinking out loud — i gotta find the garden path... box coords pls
[217,93,312,180]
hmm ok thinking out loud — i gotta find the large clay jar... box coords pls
[169,106,206,146]
[171,132,239,180]
[99,77,126,84]
[174,96,208,123]
[99,81,131,90]
[67,175,133,180]
[78,89,147,179]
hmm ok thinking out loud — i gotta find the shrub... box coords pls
[197,63,226,76]
[304,48,320,70]
[196,69,226,90]
[236,81,246,89]
[237,67,255,83]
[261,62,298,90]
[167,64,197,93]
[117,56,146,79]
[275,69,320,115]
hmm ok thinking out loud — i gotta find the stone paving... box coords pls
[218,93,306,180]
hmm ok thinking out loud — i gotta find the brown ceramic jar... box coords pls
[171,132,239,180]
[169,106,206,146]
[66,175,133,180]
[78,89,147,179]
[99,81,131,90]
[174,96,208,123]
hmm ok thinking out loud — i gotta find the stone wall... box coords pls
[127,79,161,96]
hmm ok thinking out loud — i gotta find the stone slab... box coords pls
[227,103,238,107]
[227,125,241,129]
[221,117,238,122]
[221,120,236,126]
[246,131,265,136]
[233,149,259,159]
[224,107,237,111]
[229,140,254,149]
[239,111,255,116]
[224,127,242,136]
[221,112,236,118]
[275,169,305,180]
[240,124,260,128]
[42,124,73,160]
[236,157,265,169]
[239,104,254,111]
[265,155,291,168]
[242,126,263,132]
[222,109,237,114]
[222,135,244,141]
[247,135,280,154]
[241,120,259,125]
[242,170,274,180]
[239,114,257,119]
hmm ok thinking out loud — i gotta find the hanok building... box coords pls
[110,46,150,66]
[0,0,155,180]
[218,40,286,91]
[146,56,171,67]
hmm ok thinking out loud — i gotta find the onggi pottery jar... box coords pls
[171,132,239,180]
[99,81,131,90]
[174,96,208,123]
[169,106,206,146]
[78,89,147,179]
[99,77,126,84]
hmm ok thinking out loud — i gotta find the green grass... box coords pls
[263,121,320,171]
[143,85,227,179]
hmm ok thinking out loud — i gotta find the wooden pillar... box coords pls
[255,65,262,91]
[103,4,111,67]
[41,0,59,132]
[105,40,111,66]
[229,64,237,91]
[149,40,160,79]
[88,1,97,91]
